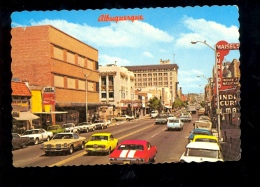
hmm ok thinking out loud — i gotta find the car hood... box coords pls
[110,149,144,158]
[180,155,223,163]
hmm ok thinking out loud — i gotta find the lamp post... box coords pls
[191,40,221,140]
[131,87,134,116]
[85,72,92,122]
[119,89,122,115]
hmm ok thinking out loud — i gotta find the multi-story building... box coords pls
[98,63,142,117]
[11,25,100,126]
[124,59,179,103]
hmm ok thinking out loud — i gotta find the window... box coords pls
[101,93,106,98]
[109,92,114,98]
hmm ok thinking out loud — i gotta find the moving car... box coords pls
[166,117,184,131]
[180,112,192,122]
[150,110,159,118]
[198,107,205,115]
[179,142,224,163]
[12,133,31,150]
[114,114,135,121]
[21,128,53,145]
[76,122,96,133]
[41,132,87,155]
[155,114,168,124]
[191,134,218,143]
[109,140,157,165]
[47,125,65,135]
[188,129,213,143]
[85,132,118,155]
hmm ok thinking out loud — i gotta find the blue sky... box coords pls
[11,6,240,94]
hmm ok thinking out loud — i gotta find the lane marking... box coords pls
[151,133,158,137]
[49,124,154,167]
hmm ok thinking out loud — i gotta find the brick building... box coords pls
[11,25,100,126]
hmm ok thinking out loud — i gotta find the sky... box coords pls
[11,6,240,94]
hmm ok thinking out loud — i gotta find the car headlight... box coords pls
[100,145,106,148]
[64,143,68,147]
[109,158,117,161]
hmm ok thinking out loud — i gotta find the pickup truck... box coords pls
[62,123,78,133]
[114,115,135,121]
[21,128,53,145]
[155,114,169,124]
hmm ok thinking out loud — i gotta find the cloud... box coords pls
[29,19,174,48]
[143,51,153,58]
[99,55,131,66]
[175,16,239,49]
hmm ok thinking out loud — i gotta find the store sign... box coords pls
[215,40,240,91]
[219,91,239,114]
[43,87,55,105]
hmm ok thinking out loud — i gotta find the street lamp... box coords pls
[85,72,92,122]
[131,87,134,116]
[191,40,221,140]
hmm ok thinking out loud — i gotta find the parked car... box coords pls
[109,139,157,165]
[179,142,224,163]
[180,112,192,122]
[76,122,96,133]
[114,115,135,121]
[62,123,78,133]
[188,129,213,143]
[166,117,184,131]
[93,119,109,130]
[198,115,211,122]
[47,125,65,135]
[12,133,31,150]
[191,134,218,143]
[85,132,118,155]
[193,120,212,132]
[21,128,53,145]
[198,108,206,115]
[41,132,87,155]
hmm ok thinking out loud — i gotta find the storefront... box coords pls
[12,111,40,133]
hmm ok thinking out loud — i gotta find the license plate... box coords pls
[123,161,131,164]
[93,145,98,148]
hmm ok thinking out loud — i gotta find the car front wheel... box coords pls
[69,145,74,154]
[34,138,39,145]
[81,142,85,150]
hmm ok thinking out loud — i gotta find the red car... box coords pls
[108,140,157,165]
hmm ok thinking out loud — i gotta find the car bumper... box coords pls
[41,148,70,152]
[85,148,108,153]
[109,158,146,165]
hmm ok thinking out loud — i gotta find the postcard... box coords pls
[11,6,240,167]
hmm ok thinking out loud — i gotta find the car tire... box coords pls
[107,147,111,155]
[81,142,85,150]
[69,145,74,154]
[47,136,51,141]
[86,128,89,133]
[34,138,39,145]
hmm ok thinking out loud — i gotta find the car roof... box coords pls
[193,134,217,140]
[119,139,148,145]
[186,142,220,150]
[192,128,211,133]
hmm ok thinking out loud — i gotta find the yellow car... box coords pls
[41,132,87,155]
[191,134,218,143]
[85,132,119,155]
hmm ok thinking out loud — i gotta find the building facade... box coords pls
[98,63,142,118]
[124,59,179,103]
[11,25,100,126]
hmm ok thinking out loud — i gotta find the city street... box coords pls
[13,112,195,167]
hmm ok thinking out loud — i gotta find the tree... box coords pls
[148,97,161,111]
[172,98,186,109]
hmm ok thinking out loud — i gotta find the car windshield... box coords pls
[187,148,218,158]
[78,123,91,126]
[23,130,39,135]
[194,138,217,143]
[193,131,211,135]
[90,136,108,141]
[169,119,179,123]
[62,124,73,128]
[118,144,144,150]
[48,126,58,130]
[53,134,73,139]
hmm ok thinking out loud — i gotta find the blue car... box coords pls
[188,128,213,142]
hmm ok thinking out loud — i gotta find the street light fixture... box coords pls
[191,40,221,140]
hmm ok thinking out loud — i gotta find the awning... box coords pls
[33,111,68,114]
[14,111,40,121]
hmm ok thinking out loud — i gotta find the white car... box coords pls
[21,128,53,145]
[150,110,158,118]
[93,119,109,129]
[179,142,224,163]
[76,122,96,133]
[166,117,184,131]
[62,123,78,133]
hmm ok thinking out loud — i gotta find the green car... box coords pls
[47,125,65,135]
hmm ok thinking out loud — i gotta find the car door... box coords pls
[109,134,117,149]
[73,133,80,148]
